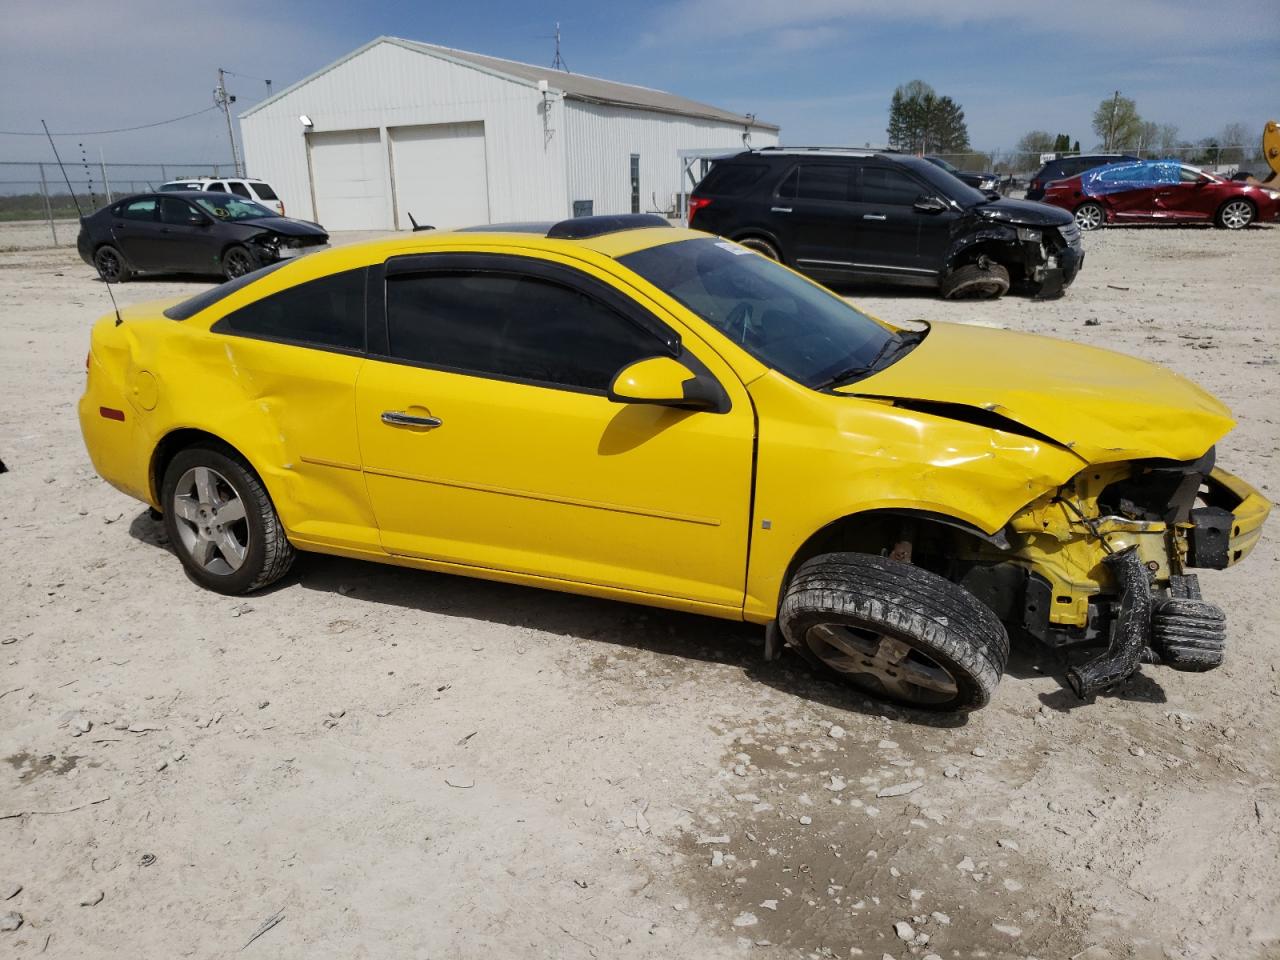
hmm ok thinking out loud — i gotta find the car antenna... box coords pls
[406,212,435,232]
[42,119,124,326]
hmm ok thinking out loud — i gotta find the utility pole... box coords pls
[214,68,242,177]
[1106,90,1120,152]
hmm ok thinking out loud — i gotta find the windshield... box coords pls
[903,157,989,206]
[927,156,959,174]
[619,237,899,389]
[193,195,274,221]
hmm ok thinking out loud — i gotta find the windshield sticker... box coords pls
[714,241,753,256]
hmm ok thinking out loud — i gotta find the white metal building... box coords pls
[239,37,779,231]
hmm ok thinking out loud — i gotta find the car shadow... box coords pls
[125,508,969,727]
[94,273,221,285]
[1000,628,1169,710]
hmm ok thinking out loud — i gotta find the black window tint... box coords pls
[208,182,228,192]
[859,167,924,205]
[159,198,198,225]
[777,168,798,200]
[696,163,769,197]
[252,182,279,200]
[795,164,852,202]
[121,198,157,221]
[228,181,251,198]
[386,272,666,391]
[164,259,292,320]
[217,268,365,350]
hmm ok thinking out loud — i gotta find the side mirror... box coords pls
[188,213,211,226]
[913,195,948,214]
[608,356,724,412]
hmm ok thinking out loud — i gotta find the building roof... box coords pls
[241,36,779,132]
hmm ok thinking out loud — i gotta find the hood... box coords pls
[244,216,328,238]
[836,322,1234,464]
[972,197,1073,227]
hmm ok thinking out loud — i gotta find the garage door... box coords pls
[390,122,489,230]
[307,128,388,231]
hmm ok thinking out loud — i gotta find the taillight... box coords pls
[1030,180,1041,191]
[278,202,285,216]
[688,196,712,222]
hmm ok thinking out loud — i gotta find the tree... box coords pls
[1155,123,1180,157]
[1015,130,1055,160]
[1052,133,1071,153]
[1135,121,1159,157]
[1092,92,1144,151]
[1072,139,1080,153]
[1219,121,1253,163]
[886,80,971,153]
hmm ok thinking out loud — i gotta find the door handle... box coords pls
[862,214,887,221]
[770,206,792,213]
[381,411,442,428]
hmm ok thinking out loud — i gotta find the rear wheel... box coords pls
[779,552,1009,712]
[221,245,257,280]
[94,244,132,282]
[736,237,780,261]
[160,445,294,595]
[939,260,1010,300]
[1215,199,1254,230]
[1074,201,1105,231]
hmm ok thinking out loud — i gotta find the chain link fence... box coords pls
[0,160,233,244]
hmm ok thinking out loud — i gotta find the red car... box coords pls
[1042,160,1280,231]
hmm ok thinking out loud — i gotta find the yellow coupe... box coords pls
[79,214,1269,711]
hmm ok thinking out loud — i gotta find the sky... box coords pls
[2,0,1277,170]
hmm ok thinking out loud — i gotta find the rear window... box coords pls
[162,260,291,320]
[695,163,769,197]
[250,182,279,200]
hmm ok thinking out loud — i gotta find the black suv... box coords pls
[689,148,1083,300]
[1026,153,1138,201]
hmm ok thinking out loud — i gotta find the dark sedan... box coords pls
[77,192,328,282]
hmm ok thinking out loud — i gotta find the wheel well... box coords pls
[730,231,784,259]
[778,509,999,606]
[947,239,1022,281]
[150,429,245,505]
[1219,196,1256,214]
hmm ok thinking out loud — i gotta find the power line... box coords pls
[2,105,220,137]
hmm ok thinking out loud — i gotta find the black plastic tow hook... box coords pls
[1067,547,1153,698]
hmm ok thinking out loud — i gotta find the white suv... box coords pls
[158,177,285,216]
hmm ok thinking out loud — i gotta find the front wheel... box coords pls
[1215,199,1254,230]
[779,553,1009,711]
[160,445,294,595]
[939,261,1010,300]
[1074,202,1105,231]
[221,244,257,280]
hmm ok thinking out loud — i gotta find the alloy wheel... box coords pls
[1221,201,1253,230]
[805,622,958,706]
[1075,204,1103,231]
[224,249,254,278]
[95,249,121,282]
[171,466,250,575]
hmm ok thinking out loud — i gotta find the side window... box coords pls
[159,198,199,225]
[794,164,852,202]
[228,182,252,198]
[120,198,158,221]
[216,268,365,351]
[208,182,228,193]
[858,167,925,205]
[1178,167,1202,183]
[777,168,798,200]
[385,271,669,392]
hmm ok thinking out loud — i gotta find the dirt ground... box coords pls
[2,219,1278,960]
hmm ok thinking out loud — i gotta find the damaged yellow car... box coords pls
[79,215,1269,711]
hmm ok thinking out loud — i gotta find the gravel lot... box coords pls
[2,221,1278,959]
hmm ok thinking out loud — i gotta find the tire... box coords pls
[1215,199,1254,230]
[221,244,257,281]
[1074,201,1105,231]
[939,261,1010,300]
[160,445,294,595]
[779,552,1009,712]
[94,244,132,282]
[737,236,781,261]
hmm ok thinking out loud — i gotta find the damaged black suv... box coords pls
[688,148,1083,299]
